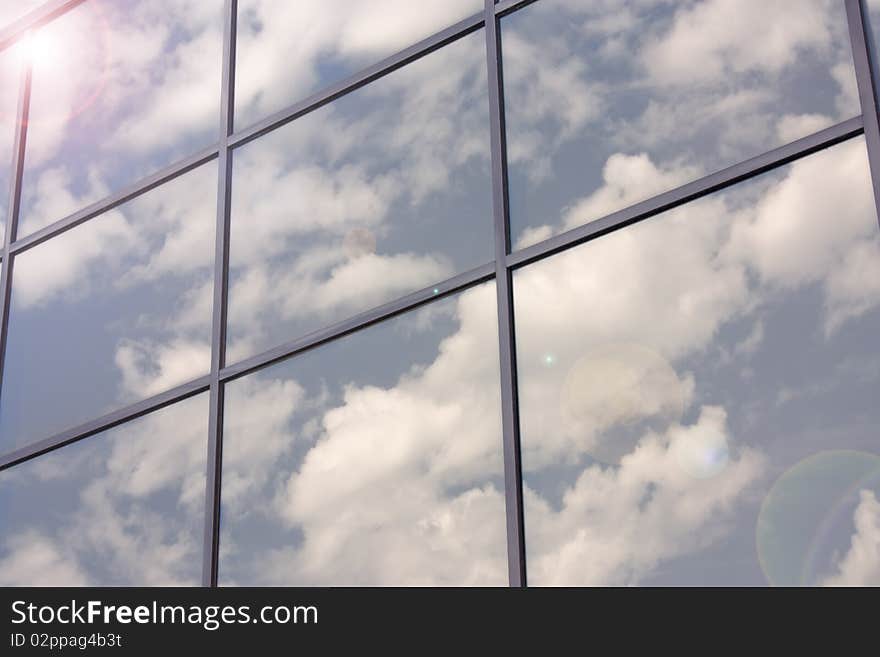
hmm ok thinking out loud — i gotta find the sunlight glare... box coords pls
[22,30,60,67]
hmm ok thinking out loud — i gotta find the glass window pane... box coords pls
[0,394,208,586]
[0,1,45,31]
[0,163,217,454]
[514,138,880,586]
[234,0,483,129]
[228,32,492,361]
[502,0,860,249]
[220,283,506,585]
[0,46,22,244]
[19,0,224,237]
[869,0,880,68]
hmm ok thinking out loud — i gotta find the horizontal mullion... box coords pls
[506,116,864,270]
[0,262,495,472]
[219,262,496,383]
[0,0,86,53]
[228,11,485,150]
[4,10,487,255]
[494,0,540,18]
[0,374,212,472]
[9,145,219,256]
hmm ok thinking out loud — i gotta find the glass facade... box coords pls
[0,0,879,587]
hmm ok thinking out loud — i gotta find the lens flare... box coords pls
[756,450,880,586]
[21,30,60,66]
[559,342,689,465]
[22,2,111,128]
[671,419,729,479]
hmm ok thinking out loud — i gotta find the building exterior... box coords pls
[0,0,879,587]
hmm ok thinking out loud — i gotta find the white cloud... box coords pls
[501,28,603,183]
[515,187,751,470]
[115,338,211,401]
[226,30,489,356]
[0,395,208,586]
[824,238,880,335]
[12,201,137,308]
[234,0,481,127]
[19,0,222,234]
[4,1,878,589]
[724,139,880,339]
[642,0,835,85]
[220,282,507,585]
[504,0,857,248]
[776,113,835,144]
[221,376,308,516]
[822,489,880,586]
[566,154,697,227]
[0,531,89,587]
[525,406,765,586]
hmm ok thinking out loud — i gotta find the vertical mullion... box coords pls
[847,0,880,227]
[202,0,237,588]
[484,0,527,587]
[0,48,32,423]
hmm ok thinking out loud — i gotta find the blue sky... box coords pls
[0,0,878,587]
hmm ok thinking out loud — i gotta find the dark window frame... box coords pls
[0,0,877,588]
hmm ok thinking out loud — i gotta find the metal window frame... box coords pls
[0,0,877,589]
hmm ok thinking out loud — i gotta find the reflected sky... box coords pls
[0,0,878,589]
[502,0,861,249]
[228,30,493,361]
[872,1,880,59]
[0,46,21,244]
[0,162,216,453]
[18,0,223,238]
[234,0,483,129]
[0,1,45,31]
[514,138,880,586]
[220,283,506,585]
[0,393,208,586]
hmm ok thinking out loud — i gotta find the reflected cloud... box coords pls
[19,0,223,237]
[0,394,209,586]
[757,451,880,586]
[515,138,880,585]
[234,0,483,129]
[559,342,694,465]
[524,406,764,586]
[2,0,879,588]
[220,284,507,586]
[0,162,216,452]
[503,0,859,248]
[215,136,880,588]
[228,30,493,360]
[0,44,24,242]
[823,489,880,586]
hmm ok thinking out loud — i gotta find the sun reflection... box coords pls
[20,2,112,128]
[21,30,61,67]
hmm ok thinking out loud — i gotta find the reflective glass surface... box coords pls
[502,0,861,249]
[19,0,223,237]
[0,46,21,243]
[514,138,880,585]
[0,162,216,453]
[220,283,506,585]
[234,0,483,129]
[870,0,880,70]
[228,31,492,361]
[0,393,208,586]
[0,1,45,31]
